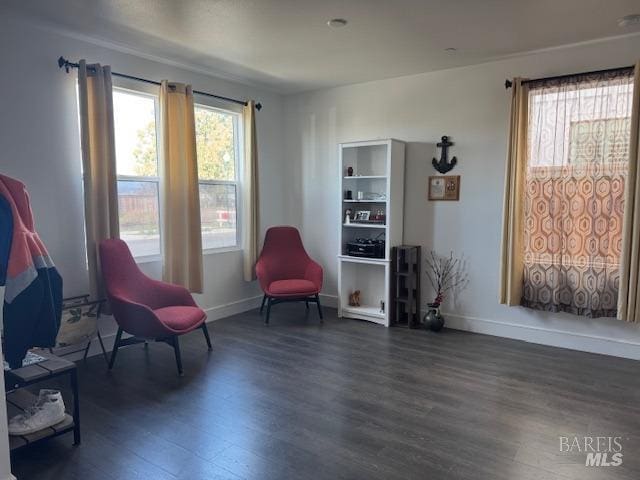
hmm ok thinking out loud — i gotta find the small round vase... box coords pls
[423,303,445,332]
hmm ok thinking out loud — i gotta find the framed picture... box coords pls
[428,175,460,201]
[355,210,371,222]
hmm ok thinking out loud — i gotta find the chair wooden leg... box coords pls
[315,294,324,322]
[201,323,213,350]
[109,328,123,370]
[260,294,267,313]
[265,297,272,325]
[172,336,184,376]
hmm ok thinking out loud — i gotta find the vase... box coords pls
[423,303,444,332]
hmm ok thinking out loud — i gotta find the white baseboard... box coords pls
[203,295,264,321]
[73,295,640,361]
[441,311,640,360]
[319,293,338,308]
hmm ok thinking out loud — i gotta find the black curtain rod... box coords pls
[58,56,262,110]
[504,65,634,89]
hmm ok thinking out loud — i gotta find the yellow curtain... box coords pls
[159,81,203,293]
[499,78,529,305]
[618,61,640,322]
[242,101,259,282]
[77,60,119,301]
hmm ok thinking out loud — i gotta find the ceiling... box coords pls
[5,0,640,93]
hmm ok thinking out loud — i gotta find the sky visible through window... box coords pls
[113,90,157,176]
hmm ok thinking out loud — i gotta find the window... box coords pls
[521,71,634,317]
[112,88,241,257]
[113,88,161,258]
[195,104,241,250]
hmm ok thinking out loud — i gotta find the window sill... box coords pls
[203,246,242,256]
[132,247,242,264]
[133,254,162,265]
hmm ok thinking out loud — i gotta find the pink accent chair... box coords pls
[255,226,323,324]
[99,239,211,375]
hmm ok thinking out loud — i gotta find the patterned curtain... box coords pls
[522,70,634,317]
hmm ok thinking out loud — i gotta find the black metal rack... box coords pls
[391,246,421,328]
[4,354,81,452]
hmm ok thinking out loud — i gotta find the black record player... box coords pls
[346,238,385,258]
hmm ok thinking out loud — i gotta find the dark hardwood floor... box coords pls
[10,305,640,480]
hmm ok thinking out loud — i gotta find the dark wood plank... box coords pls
[7,383,76,451]
[10,304,640,480]
[6,364,51,384]
[38,356,76,375]
[6,388,37,410]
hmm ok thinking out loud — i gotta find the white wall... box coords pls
[0,14,287,326]
[283,34,640,359]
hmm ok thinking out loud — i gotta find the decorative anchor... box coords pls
[432,136,457,174]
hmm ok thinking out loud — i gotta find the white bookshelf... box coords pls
[337,139,405,326]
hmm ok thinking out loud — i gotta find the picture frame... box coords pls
[355,210,371,222]
[428,175,460,201]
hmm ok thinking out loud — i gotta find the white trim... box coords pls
[340,139,398,148]
[113,86,163,260]
[202,295,263,321]
[203,246,243,256]
[134,254,162,264]
[494,30,640,62]
[338,255,389,265]
[199,179,238,186]
[319,293,339,308]
[136,247,243,263]
[117,175,160,183]
[440,311,640,360]
[193,102,242,117]
[195,103,242,251]
[66,290,640,363]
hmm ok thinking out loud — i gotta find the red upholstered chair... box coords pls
[255,226,323,324]
[99,239,211,375]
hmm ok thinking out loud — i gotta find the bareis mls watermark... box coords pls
[559,436,624,467]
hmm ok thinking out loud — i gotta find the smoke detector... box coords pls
[327,18,348,29]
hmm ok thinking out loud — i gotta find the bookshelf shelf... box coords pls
[343,175,387,180]
[342,223,386,229]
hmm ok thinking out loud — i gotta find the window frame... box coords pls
[112,84,162,263]
[111,79,244,260]
[193,99,243,254]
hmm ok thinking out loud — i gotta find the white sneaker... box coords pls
[8,389,66,436]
